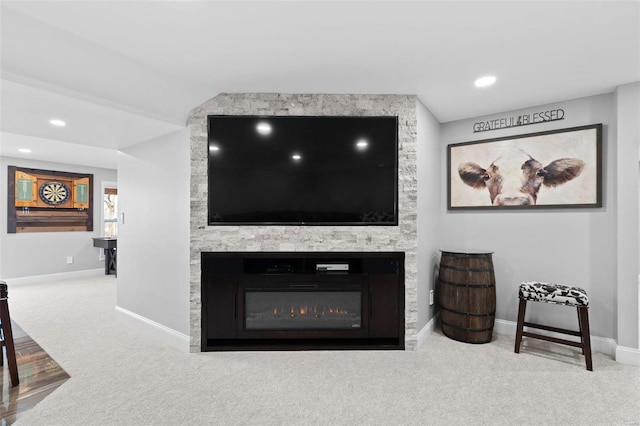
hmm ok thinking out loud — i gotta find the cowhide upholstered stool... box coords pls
[0,281,20,386]
[514,281,593,371]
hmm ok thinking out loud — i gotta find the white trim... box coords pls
[416,313,439,349]
[493,319,520,338]
[615,345,640,366]
[494,319,618,358]
[4,268,104,285]
[115,305,190,352]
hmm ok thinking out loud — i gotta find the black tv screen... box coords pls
[207,115,398,225]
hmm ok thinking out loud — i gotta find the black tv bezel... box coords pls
[206,115,399,227]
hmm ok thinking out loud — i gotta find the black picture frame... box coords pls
[447,124,602,210]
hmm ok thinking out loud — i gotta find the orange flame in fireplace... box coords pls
[271,305,350,318]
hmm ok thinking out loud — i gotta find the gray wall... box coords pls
[615,82,640,349]
[440,93,633,344]
[0,156,117,279]
[416,99,442,331]
[117,128,191,337]
[189,93,423,351]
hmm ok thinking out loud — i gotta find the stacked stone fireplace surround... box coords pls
[189,93,419,351]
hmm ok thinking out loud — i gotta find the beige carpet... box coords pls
[6,275,640,425]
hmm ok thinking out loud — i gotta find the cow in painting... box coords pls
[457,150,585,206]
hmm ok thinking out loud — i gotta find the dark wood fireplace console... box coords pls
[201,252,405,351]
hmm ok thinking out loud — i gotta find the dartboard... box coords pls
[39,181,70,205]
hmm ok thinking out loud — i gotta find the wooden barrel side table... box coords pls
[438,251,496,344]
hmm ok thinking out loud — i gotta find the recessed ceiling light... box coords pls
[18,148,32,153]
[256,122,272,135]
[474,75,497,88]
[50,119,66,127]
[356,139,368,150]
[291,154,302,161]
[209,145,220,152]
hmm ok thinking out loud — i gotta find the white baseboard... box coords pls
[416,313,439,349]
[615,345,640,366]
[115,305,190,352]
[3,268,104,285]
[494,319,627,362]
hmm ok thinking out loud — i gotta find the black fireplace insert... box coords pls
[244,282,362,331]
[201,252,404,351]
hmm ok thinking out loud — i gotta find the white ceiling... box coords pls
[1,1,639,170]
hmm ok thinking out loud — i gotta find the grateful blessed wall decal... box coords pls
[473,108,564,133]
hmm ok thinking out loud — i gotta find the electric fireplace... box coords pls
[201,252,404,350]
[244,283,362,331]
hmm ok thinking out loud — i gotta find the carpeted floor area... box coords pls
[5,275,640,425]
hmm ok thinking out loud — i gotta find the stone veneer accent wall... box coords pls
[189,93,418,351]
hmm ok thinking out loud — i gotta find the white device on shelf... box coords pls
[316,264,349,272]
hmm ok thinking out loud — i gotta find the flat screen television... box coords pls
[207,115,398,226]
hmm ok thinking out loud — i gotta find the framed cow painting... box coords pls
[447,124,602,210]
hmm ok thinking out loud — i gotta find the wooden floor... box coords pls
[1,321,69,425]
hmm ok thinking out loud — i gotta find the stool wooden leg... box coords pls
[0,300,19,386]
[0,327,4,367]
[578,306,593,371]
[514,298,527,353]
[576,308,585,354]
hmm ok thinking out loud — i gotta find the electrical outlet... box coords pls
[429,290,434,305]
[66,256,73,264]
